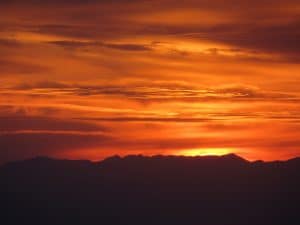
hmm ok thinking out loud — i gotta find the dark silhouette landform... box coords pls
[1,154,299,225]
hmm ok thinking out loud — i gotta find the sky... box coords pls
[0,0,300,163]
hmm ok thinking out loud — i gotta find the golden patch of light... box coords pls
[153,40,224,54]
[175,148,232,157]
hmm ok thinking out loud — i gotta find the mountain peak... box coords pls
[221,153,248,162]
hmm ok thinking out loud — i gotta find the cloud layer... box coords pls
[0,0,300,163]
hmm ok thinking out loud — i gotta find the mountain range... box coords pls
[1,154,300,225]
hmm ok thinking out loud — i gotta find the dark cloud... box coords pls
[1,0,299,59]
[0,0,136,5]
[47,40,152,51]
[0,106,25,116]
[130,21,300,60]
[100,42,152,51]
[0,59,49,75]
[0,116,107,132]
[15,81,71,90]
[47,40,94,48]
[0,38,21,47]
[183,22,300,57]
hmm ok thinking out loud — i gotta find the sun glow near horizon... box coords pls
[174,148,233,157]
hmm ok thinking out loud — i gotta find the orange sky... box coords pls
[0,0,300,163]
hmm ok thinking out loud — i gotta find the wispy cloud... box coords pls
[6,82,298,102]
[47,40,153,51]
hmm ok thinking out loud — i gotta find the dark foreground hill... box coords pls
[1,154,300,225]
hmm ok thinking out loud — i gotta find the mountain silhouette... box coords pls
[1,154,300,225]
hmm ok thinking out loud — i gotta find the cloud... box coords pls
[182,22,300,58]
[0,0,300,164]
[15,81,71,90]
[0,0,137,5]
[0,59,49,75]
[1,115,300,164]
[1,0,299,61]
[77,117,215,123]
[47,40,152,51]
[9,82,298,102]
[0,38,21,47]
[0,116,107,132]
[100,42,152,51]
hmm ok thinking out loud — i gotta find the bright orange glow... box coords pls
[174,148,232,157]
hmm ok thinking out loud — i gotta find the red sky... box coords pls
[0,0,300,163]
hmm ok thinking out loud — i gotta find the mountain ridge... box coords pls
[4,152,300,169]
[1,153,300,225]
